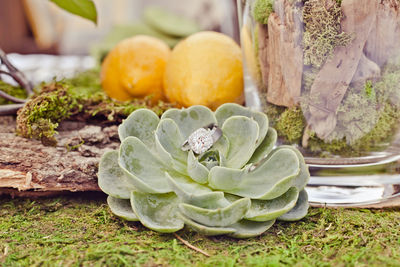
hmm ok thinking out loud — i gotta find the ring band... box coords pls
[181,123,222,154]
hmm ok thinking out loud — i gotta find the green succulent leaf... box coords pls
[161,106,217,140]
[154,119,188,174]
[248,127,277,164]
[199,150,225,170]
[222,116,259,168]
[119,137,171,193]
[280,146,310,191]
[130,191,183,233]
[118,109,160,150]
[98,151,135,199]
[216,103,268,147]
[212,135,230,158]
[187,151,209,184]
[144,7,200,37]
[166,172,229,209]
[245,187,299,221]
[228,219,275,238]
[278,190,309,221]
[208,164,252,191]
[210,148,300,200]
[179,197,251,227]
[178,213,236,236]
[107,196,138,221]
[155,118,187,163]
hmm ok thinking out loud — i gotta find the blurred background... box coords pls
[0,0,239,55]
[0,0,239,84]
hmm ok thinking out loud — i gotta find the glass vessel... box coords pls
[238,0,400,206]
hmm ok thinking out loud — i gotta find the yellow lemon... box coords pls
[164,31,244,110]
[101,35,171,102]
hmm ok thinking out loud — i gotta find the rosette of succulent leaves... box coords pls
[98,103,309,238]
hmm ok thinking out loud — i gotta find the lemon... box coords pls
[101,35,171,102]
[163,31,244,110]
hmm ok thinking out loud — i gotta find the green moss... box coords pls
[253,0,274,24]
[275,107,306,143]
[16,83,80,146]
[307,103,400,156]
[15,69,174,145]
[1,195,400,266]
[0,81,27,105]
[302,0,353,68]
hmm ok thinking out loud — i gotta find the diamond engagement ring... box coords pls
[181,123,222,154]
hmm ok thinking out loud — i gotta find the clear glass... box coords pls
[238,0,400,206]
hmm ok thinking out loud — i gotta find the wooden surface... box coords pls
[0,116,117,197]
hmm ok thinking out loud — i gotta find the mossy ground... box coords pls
[1,194,399,266]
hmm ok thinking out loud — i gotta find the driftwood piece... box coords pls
[257,23,269,90]
[364,0,400,67]
[266,0,303,107]
[307,0,378,139]
[352,53,381,84]
[0,116,119,197]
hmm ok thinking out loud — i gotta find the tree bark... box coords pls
[266,0,303,107]
[0,116,119,197]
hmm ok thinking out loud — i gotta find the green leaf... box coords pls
[144,7,200,37]
[279,145,310,191]
[50,0,97,24]
[155,118,188,174]
[187,151,209,184]
[228,219,275,238]
[156,118,187,163]
[179,198,251,227]
[278,190,309,221]
[119,137,171,193]
[130,191,183,233]
[98,151,135,199]
[215,103,268,148]
[199,150,224,170]
[212,135,230,159]
[209,148,300,200]
[245,187,299,221]
[248,127,277,164]
[161,106,217,140]
[107,196,138,221]
[166,172,228,209]
[118,109,160,150]
[222,116,259,168]
[178,213,236,236]
[208,164,252,191]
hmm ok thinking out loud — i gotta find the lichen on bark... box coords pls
[302,0,353,68]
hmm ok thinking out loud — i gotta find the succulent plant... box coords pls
[98,103,310,238]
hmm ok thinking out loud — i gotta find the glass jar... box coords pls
[238,0,400,206]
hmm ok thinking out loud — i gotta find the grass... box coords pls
[1,194,400,267]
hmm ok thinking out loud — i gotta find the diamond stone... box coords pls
[187,128,215,154]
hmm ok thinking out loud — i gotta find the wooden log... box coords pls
[364,0,400,67]
[307,0,378,139]
[266,0,303,107]
[0,116,119,197]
